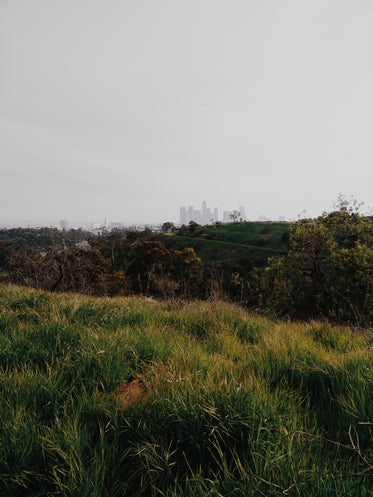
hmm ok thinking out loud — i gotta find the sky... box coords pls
[1,0,373,227]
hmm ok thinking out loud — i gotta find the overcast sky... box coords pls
[1,0,373,226]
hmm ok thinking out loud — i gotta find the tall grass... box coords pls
[0,283,373,496]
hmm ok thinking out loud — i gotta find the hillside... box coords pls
[176,221,290,247]
[165,222,290,260]
[1,284,373,496]
[163,222,290,299]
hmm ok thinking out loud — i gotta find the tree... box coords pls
[230,210,240,223]
[260,197,373,325]
[170,247,203,298]
[125,241,203,299]
[126,241,170,295]
[188,220,200,232]
[162,222,174,233]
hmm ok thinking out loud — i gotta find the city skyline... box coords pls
[1,199,289,231]
[180,202,252,225]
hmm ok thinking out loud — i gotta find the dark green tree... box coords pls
[162,222,174,233]
[260,196,373,325]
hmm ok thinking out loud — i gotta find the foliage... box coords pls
[126,241,203,298]
[0,234,203,300]
[161,222,174,233]
[260,196,373,325]
[3,246,110,295]
[0,227,96,249]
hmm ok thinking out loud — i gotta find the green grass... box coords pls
[163,223,290,293]
[171,221,290,249]
[194,221,290,247]
[1,284,373,496]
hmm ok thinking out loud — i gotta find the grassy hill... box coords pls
[163,222,290,299]
[1,283,373,496]
[166,221,290,254]
[180,221,290,247]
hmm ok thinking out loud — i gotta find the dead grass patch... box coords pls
[113,378,149,409]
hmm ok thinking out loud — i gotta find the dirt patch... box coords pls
[113,378,149,409]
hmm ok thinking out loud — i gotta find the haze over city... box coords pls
[1,1,373,227]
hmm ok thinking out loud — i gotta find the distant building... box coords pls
[194,210,202,224]
[60,219,68,230]
[180,202,220,225]
[180,206,187,225]
[213,207,218,222]
[239,205,246,220]
[223,211,231,223]
[205,208,212,223]
[187,206,194,223]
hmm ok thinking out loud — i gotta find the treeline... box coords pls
[0,226,96,248]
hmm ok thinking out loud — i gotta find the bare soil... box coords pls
[113,378,149,409]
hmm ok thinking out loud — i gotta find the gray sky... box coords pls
[1,0,373,226]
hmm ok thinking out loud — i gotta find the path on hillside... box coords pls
[168,234,285,253]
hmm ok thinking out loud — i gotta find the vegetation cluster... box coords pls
[0,229,203,301]
[1,284,373,496]
[0,227,95,249]
[260,198,373,327]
